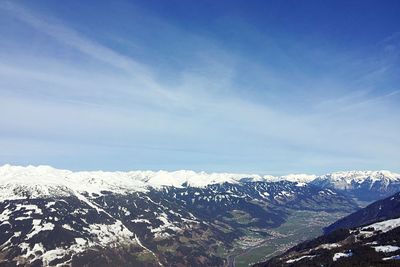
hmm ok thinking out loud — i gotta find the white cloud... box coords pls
[0,1,399,173]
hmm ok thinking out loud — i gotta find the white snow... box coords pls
[14,220,138,266]
[318,243,341,250]
[0,208,12,221]
[45,201,56,208]
[333,251,353,261]
[131,219,151,224]
[383,255,400,261]
[279,174,317,183]
[75,237,86,245]
[280,191,292,197]
[15,204,42,215]
[374,245,400,253]
[286,255,315,263]
[0,165,399,200]
[261,192,270,197]
[86,221,134,246]
[62,224,74,231]
[361,217,400,233]
[313,170,400,190]
[0,164,285,199]
[151,213,182,237]
[26,221,55,239]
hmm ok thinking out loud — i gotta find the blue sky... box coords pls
[0,0,399,174]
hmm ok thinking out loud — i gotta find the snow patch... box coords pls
[286,255,315,263]
[383,255,400,261]
[374,245,400,253]
[333,251,353,261]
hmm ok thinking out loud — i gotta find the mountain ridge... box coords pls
[1,164,399,190]
[324,191,400,234]
[0,164,360,266]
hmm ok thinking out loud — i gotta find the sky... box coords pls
[0,0,399,175]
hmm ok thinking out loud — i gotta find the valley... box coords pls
[229,210,348,267]
[257,192,400,266]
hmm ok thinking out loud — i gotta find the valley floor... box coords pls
[228,210,349,267]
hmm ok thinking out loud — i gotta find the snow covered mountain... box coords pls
[2,165,398,193]
[0,164,272,197]
[0,164,323,191]
[311,170,400,201]
[2,165,399,203]
[256,192,400,266]
[0,164,361,266]
[1,164,399,266]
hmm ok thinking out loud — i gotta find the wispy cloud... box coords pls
[0,1,399,174]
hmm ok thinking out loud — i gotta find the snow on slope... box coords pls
[312,170,400,190]
[1,164,399,201]
[280,173,317,183]
[0,164,149,200]
[0,164,270,200]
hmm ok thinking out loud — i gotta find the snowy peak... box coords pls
[278,173,317,183]
[141,169,264,187]
[1,165,399,201]
[0,165,317,189]
[317,170,400,183]
[311,170,400,201]
[0,165,271,200]
[312,170,400,190]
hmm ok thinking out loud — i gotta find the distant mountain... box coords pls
[0,164,320,193]
[311,170,400,201]
[255,192,400,267]
[0,165,358,266]
[2,165,399,202]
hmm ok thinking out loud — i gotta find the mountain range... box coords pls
[1,165,399,199]
[0,165,399,266]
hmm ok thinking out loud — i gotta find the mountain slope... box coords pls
[325,191,400,234]
[255,217,400,266]
[0,195,160,266]
[0,165,359,266]
[255,192,400,267]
